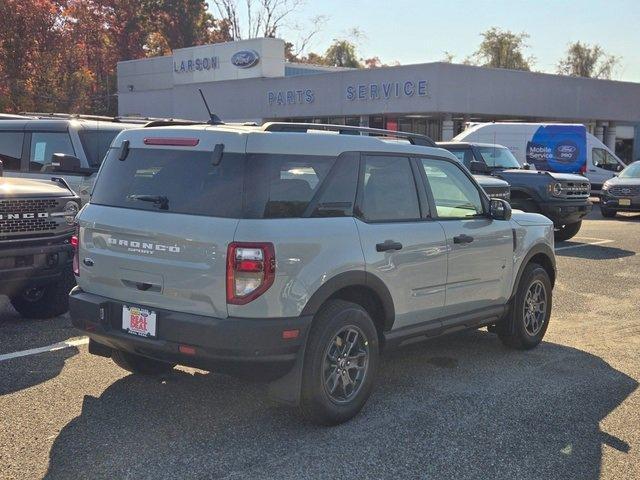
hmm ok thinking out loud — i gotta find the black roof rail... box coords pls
[0,113,33,120]
[143,119,204,128]
[20,112,118,122]
[262,122,437,147]
[18,112,204,126]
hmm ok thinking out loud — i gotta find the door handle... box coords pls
[376,240,403,252]
[453,234,474,244]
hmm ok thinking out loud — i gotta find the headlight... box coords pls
[64,201,79,225]
[550,182,563,196]
[601,182,610,191]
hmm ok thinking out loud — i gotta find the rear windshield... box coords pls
[79,129,123,167]
[91,148,354,219]
[91,148,244,217]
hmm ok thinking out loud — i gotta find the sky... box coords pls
[210,0,640,82]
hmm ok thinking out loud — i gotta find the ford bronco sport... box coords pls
[69,122,556,425]
[0,161,80,318]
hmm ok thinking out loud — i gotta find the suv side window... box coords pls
[244,154,336,219]
[310,154,359,217]
[29,132,75,172]
[78,129,121,167]
[592,148,620,171]
[421,158,484,219]
[447,149,474,169]
[0,131,24,171]
[360,156,420,222]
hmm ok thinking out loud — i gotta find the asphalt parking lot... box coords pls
[1,208,639,480]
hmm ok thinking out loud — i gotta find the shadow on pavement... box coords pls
[556,243,636,260]
[0,346,79,396]
[44,330,637,480]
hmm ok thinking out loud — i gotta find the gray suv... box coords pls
[69,122,556,425]
[0,113,144,204]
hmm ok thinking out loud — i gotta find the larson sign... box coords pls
[173,56,219,74]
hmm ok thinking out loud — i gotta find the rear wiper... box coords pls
[128,194,169,210]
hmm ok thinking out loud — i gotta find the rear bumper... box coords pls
[0,240,73,296]
[69,288,312,373]
[540,199,592,226]
[601,194,640,212]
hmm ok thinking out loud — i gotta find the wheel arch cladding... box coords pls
[300,271,396,338]
[512,244,556,300]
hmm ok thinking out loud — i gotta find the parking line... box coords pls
[555,239,614,251]
[0,337,89,363]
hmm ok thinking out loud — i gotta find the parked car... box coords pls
[0,160,80,318]
[438,142,592,241]
[453,122,625,194]
[0,113,146,204]
[69,122,556,425]
[600,161,640,217]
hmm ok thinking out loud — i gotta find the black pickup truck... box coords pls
[438,142,592,241]
[0,161,80,318]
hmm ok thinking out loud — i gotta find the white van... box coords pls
[454,122,626,193]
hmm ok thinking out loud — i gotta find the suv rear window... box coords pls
[92,148,357,219]
[91,148,244,218]
[79,129,122,167]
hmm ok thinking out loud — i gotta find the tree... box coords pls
[323,39,361,68]
[557,41,619,79]
[146,0,232,55]
[470,27,533,71]
[0,0,65,112]
[211,0,324,59]
[212,0,303,39]
[442,51,455,63]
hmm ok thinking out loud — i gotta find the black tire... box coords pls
[600,207,617,218]
[300,300,379,426]
[554,220,582,242]
[10,268,76,319]
[112,350,176,375]
[497,263,552,350]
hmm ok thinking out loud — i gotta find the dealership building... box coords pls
[117,38,640,163]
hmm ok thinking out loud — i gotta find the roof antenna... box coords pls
[198,88,224,125]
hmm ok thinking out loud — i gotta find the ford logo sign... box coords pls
[231,50,260,69]
[558,145,577,154]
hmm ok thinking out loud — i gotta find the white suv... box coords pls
[69,122,556,425]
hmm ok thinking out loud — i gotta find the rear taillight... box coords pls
[226,242,275,305]
[71,223,79,276]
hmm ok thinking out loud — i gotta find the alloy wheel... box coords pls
[322,326,369,403]
[523,280,547,336]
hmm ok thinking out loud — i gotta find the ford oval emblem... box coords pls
[558,145,577,154]
[231,50,260,69]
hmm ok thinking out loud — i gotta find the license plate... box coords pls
[619,198,631,206]
[122,305,157,338]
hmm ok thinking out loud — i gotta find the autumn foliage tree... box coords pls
[0,0,232,114]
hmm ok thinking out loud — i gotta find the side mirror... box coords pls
[50,153,93,176]
[469,160,489,174]
[490,198,512,221]
[522,163,531,170]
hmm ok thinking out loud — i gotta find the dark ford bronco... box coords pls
[0,161,80,318]
[438,142,592,241]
